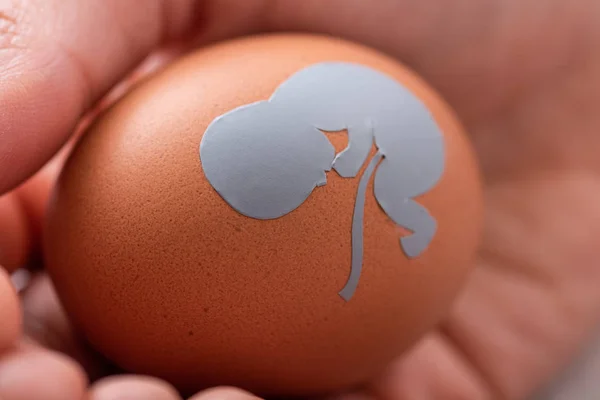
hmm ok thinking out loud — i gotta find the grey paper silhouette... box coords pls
[199,62,445,301]
[200,102,335,219]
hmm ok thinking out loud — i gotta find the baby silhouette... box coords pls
[200,101,335,220]
[200,62,445,301]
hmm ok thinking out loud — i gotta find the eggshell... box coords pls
[43,33,483,397]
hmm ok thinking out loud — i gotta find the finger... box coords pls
[0,193,31,272]
[20,273,117,381]
[0,268,21,352]
[0,343,87,400]
[0,0,266,193]
[13,48,179,256]
[88,375,181,400]
[371,333,492,400]
[188,386,262,400]
[14,144,70,244]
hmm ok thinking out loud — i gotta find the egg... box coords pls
[43,33,483,397]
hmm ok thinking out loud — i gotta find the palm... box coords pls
[348,0,600,398]
[1,0,599,399]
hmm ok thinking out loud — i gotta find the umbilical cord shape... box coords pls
[199,62,445,301]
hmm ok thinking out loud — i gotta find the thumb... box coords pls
[0,0,266,194]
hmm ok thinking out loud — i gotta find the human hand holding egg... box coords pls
[1,1,600,400]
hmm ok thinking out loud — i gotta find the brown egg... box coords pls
[43,34,483,397]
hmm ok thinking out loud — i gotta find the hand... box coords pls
[2,1,599,399]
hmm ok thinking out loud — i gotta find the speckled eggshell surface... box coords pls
[43,33,483,397]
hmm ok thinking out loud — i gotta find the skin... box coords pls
[1,0,599,399]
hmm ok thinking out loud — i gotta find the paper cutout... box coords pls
[199,62,445,301]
